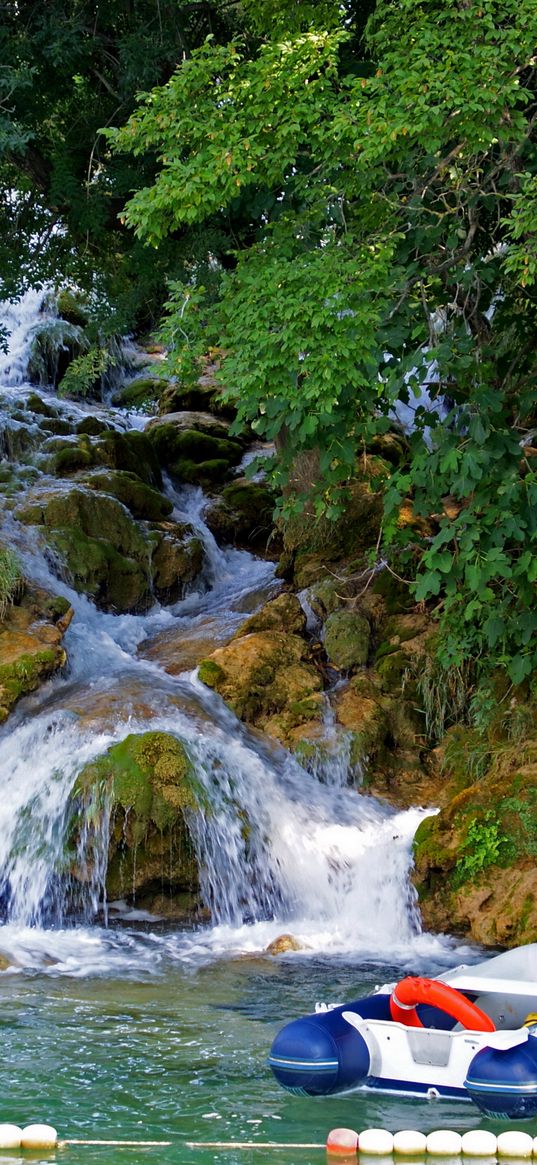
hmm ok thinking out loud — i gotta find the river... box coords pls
[0,291,487,1165]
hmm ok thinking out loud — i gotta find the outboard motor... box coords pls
[465,1030,537,1119]
[268,995,390,1096]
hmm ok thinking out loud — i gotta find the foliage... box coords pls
[454,812,509,885]
[0,0,245,327]
[57,345,117,400]
[0,547,23,621]
[109,0,537,692]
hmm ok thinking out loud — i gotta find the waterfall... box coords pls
[0,289,459,975]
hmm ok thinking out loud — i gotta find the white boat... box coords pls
[268,944,537,1118]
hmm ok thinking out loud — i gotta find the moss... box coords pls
[72,732,200,907]
[112,377,162,410]
[57,288,89,328]
[27,320,89,387]
[76,417,110,437]
[376,649,408,691]
[97,429,162,489]
[198,659,226,688]
[47,444,96,475]
[0,647,66,707]
[83,470,173,521]
[324,610,371,670]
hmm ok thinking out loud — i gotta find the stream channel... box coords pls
[0,293,493,1165]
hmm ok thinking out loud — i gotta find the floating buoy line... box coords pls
[3,1124,537,1156]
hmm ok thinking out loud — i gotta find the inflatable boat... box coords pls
[268,944,537,1118]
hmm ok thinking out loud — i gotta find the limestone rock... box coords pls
[204,479,276,550]
[0,583,72,723]
[147,419,243,487]
[71,731,201,914]
[324,609,371,670]
[198,629,323,744]
[266,934,307,955]
[236,592,306,637]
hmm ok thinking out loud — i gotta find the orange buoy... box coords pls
[326,1128,359,1156]
[389,977,495,1032]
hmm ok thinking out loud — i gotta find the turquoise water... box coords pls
[0,942,525,1165]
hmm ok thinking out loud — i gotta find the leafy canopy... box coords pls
[111,0,537,688]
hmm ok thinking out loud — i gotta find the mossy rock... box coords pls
[71,731,200,909]
[82,470,173,521]
[236,593,306,637]
[46,441,96,476]
[148,423,242,485]
[27,320,89,387]
[26,393,57,418]
[413,731,537,946]
[324,610,371,671]
[15,486,153,612]
[96,429,162,489]
[198,630,323,743]
[0,582,70,722]
[204,480,275,549]
[38,418,74,437]
[112,377,162,410]
[56,288,90,328]
[76,417,111,437]
[149,523,204,603]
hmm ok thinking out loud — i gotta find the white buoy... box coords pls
[461,1131,498,1157]
[426,1131,463,1156]
[393,1131,427,1155]
[497,1132,533,1158]
[358,1130,395,1155]
[21,1124,58,1149]
[326,1128,359,1157]
[0,1124,23,1149]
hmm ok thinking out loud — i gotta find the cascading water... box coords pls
[0,289,463,978]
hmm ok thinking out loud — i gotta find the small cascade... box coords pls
[0,286,54,387]
[0,287,455,975]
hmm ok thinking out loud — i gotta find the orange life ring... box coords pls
[389,976,496,1032]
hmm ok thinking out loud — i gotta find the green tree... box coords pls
[0,0,245,327]
[108,0,537,689]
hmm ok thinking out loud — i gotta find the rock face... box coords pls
[198,593,324,744]
[0,582,73,723]
[413,731,537,947]
[71,731,201,916]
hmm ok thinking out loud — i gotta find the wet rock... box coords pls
[149,522,204,603]
[0,582,71,723]
[198,629,323,745]
[265,934,307,955]
[71,731,201,913]
[82,470,173,522]
[147,419,243,487]
[204,480,276,550]
[15,486,152,612]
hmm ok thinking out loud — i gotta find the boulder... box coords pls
[82,470,173,522]
[149,522,204,603]
[0,582,72,723]
[15,486,152,612]
[112,377,162,411]
[265,934,307,955]
[71,731,201,915]
[147,420,243,487]
[198,628,323,744]
[236,592,306,637]
[204,480,276,550]
[323,609,371,670]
